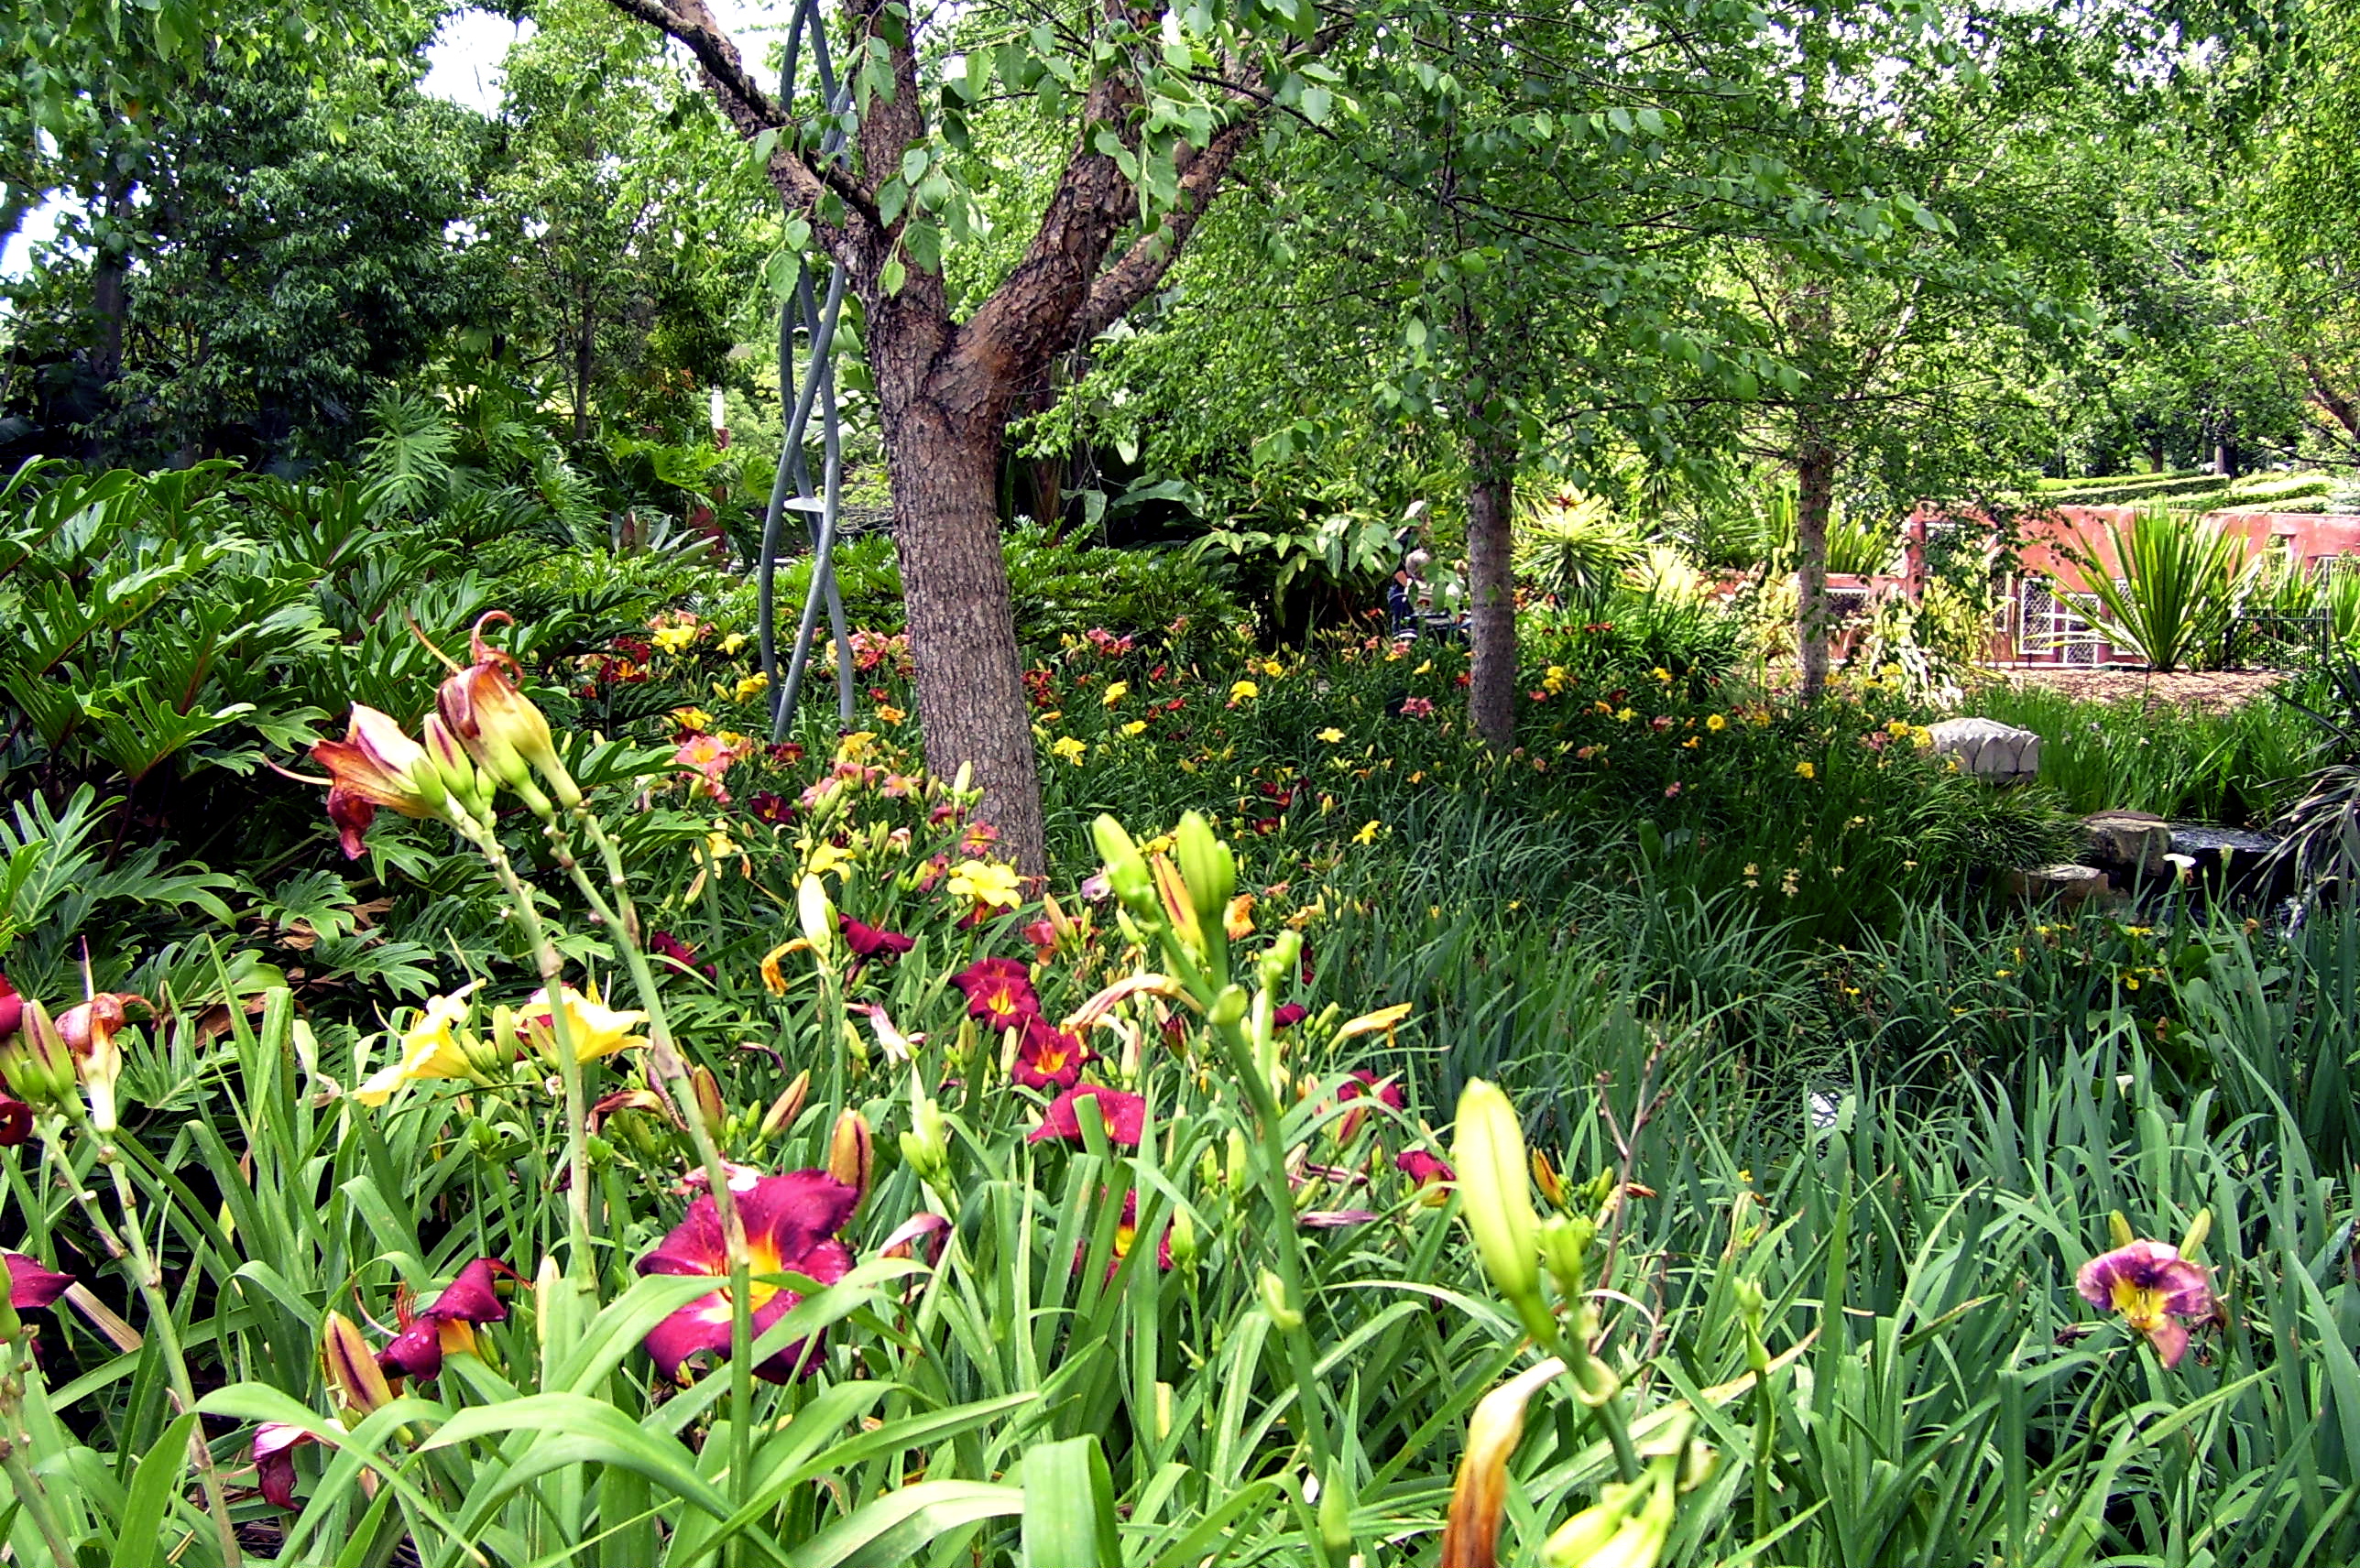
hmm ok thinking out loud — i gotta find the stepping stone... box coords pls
[2083,811,2172,878]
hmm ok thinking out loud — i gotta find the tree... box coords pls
[603,0,1344,873]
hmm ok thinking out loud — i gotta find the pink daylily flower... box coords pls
[2076,1239,2213,1369]
[639,1171,857,1383]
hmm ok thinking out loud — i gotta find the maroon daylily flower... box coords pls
[649,931,716,979]
[2,1251,72,1309]
[1013,1017,1094,1093]
[840,914,915,965]
[1028,1083,1146,1148]
[1338,1069,1405,1142]
[1271,1004,1307,1029]
[639,1171,858,1383]
[1299,1209,1381,1229]
[377,1258,512,1381]
[2076,1239,2213,1369]
[1397,1149,1455,1200]
[254,1422,313,1509]
[0,972,20,1040]
[0,1096,29,1147]
[950,957,1039,1029]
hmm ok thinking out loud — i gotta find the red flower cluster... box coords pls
[377,1258,511,1380]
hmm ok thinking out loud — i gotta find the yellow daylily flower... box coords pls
[354,981,490,1105]
[732,671,770,702]
[718,632,749,656]
[1229,681,1260,702]
[516,980,649,1066]
[652,625,698,655]
[1122,720,1147,736]
[1101,681,1130,707]
[1317,727,1345,743]
[805,841,854,880]
[1354,820,1382,845]
[1052,735,1087,765]
[948,858,1023,909]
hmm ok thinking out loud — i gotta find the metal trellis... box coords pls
[757,0,858,741]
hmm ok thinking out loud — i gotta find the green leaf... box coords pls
[783,1482,1022,1568]
[880,255,907,296]
[110,1411,198,1568]
[1022,1437,1120,1568]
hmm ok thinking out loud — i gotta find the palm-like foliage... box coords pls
[2064,507,2256,671]
[1513,493,1644,609]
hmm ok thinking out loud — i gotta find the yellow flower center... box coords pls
[2108,1278,2169,1333]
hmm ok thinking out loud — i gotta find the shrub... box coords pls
[2064,506,2256,671]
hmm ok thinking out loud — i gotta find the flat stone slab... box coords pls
[2009,862,2111,905]
[2083,811,2173,878]
[1928,717,2042,783]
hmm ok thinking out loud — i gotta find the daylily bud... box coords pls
[1257,930,1303,993]
[322,1311,395,1421]
[1538,1214,1594,1306]
[437,613,580,810]
[1257,1268,1302,1330]
[690,1066,727,1139]
[2179,1208,2212,1258]
[0,1000,76,1110]
[797,876,836,958]
[2108,1210,2136,1249]
[1174,811,1235,940]
[1090,815,1156,920]
[826,1109,873,1203]
[1542,1484,1642,1567]
[1532,1149,1566,1210]
[1454,1080,1552,1345]
[900,1080,947,1184]
[58,993,138,1133]
[1167,1202,1197,1269]
[1226,1128,1250,1195]
[1207,985,1248,1029]
[1441,1358,1566,1568]
[761,1071,812,1138]
[422,713,490,822]
[1153,855,1200,955]
[1318,1462,1353,1554]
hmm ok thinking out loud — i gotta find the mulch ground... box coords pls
[1987,666,2289,712]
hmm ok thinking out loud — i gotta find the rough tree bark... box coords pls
[1464,435,1518,752]
[605,0,1264,876]
[1794,438,1838,701]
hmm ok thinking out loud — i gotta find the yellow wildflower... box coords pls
[948,858,1023,909]
[1706,713,1727,732]
[805,841,854,880]
[1101,681,1130,707]
[718,632,749,656]
[732,671,770,702]
[1052,735,1087,765]
[875,704,905,724]
[1317,727,1345,743]
[1229,681,1260,702]
[1122,720,1147,736]
[1262,659,1284,678]
[1796,761,1816,779]
[1652,667,1672,683]
[672,706,713,733]
[1414,659,1434,676]
[513,980,648,1068]
[1354,820,1382,845]
[1542,666,1570,693]
[652,624,698,655]
[836,731,878,763]
[1614,707,1635,722]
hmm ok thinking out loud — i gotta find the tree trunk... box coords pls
[882,397,1048,877]
[1795,441,1838,701]
[1465,441,1517,752]
[2212,432,2237,480]
[573,299,595,445]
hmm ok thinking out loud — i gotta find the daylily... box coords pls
[1337,1069,1406,1143]
[1013,1017,1094,1092]
[437,613,577,806]
[0,971,21,1039]
[947,858,1022,910]
[839,914,914,967]
[1029,1083,1146,1148]
[2,1251,72,1310]
[2076,1238,2213,1368]
[253,1421,340,1510]
[950,958,1040,1029]
[1273,1003,1309,1030]
[377,1258,511,1380]
[650,931,716,978]
[673,733,740,802]
[1398,1148,1456,1203]
[1080,1192,1172,1280]
[639,1171,858,1382]
[512,981,648,1068]
[354,982,491,1105]
[311,705,448,858]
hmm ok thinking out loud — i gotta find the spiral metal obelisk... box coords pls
[757,0,858,739]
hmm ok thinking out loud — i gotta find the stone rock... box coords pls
[1927,717,2042,784]
[2083,811,2173,878]
[2167,824,2288,898]
[2008,862,2111,906]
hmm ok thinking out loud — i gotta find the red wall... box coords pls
[2022,506,2360,593]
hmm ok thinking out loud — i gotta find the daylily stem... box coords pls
[455,814,597,1277]
[40,1134,243,1567]
[0,1441,75,1568]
